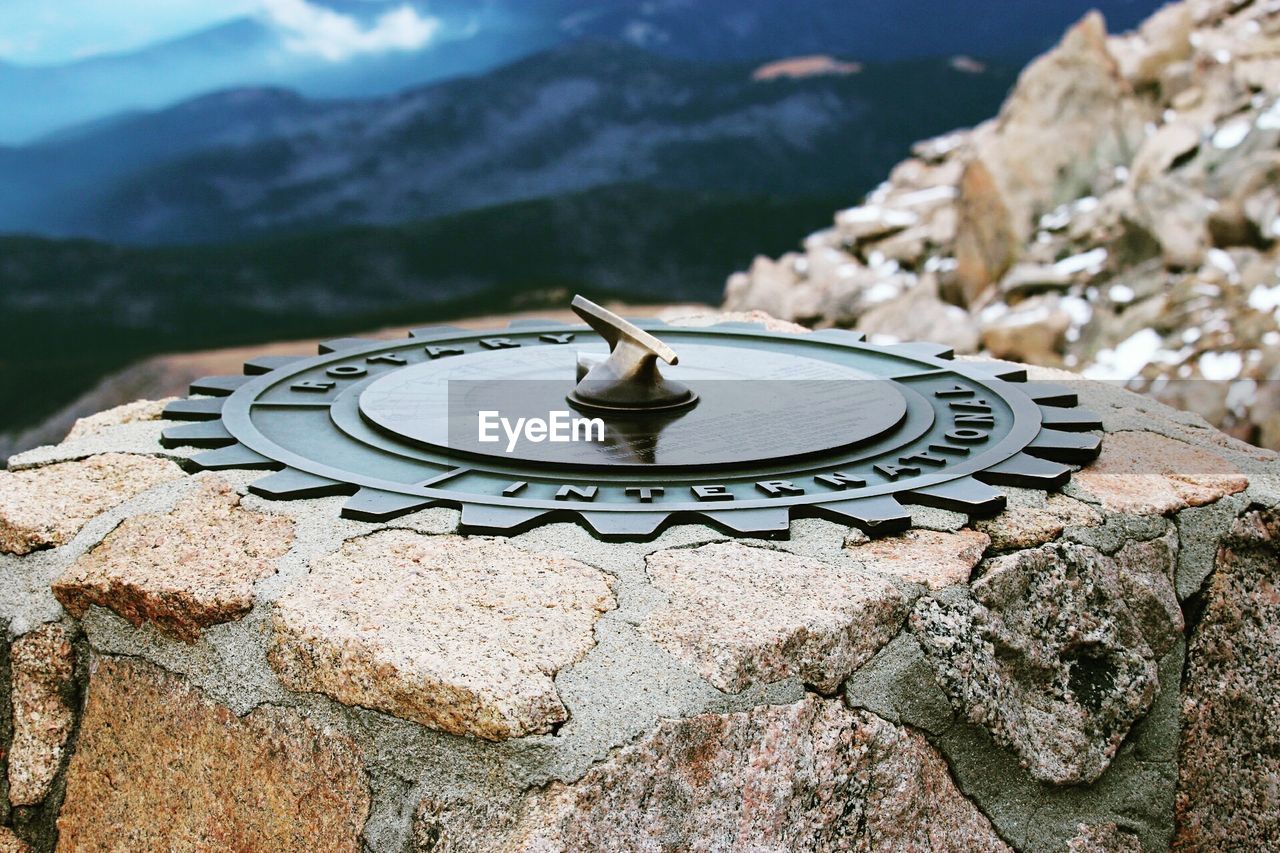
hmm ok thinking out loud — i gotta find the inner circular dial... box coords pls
[357,343,909,468]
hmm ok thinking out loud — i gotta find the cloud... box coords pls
[261,0,440,62]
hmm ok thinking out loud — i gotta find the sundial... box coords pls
[160,296,1102,540]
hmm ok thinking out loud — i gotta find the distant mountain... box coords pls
[0,185,844,435]
[0,0,1166,143]
[0,42,1017,244]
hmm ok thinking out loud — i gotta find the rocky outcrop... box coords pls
[725,0,1280,448]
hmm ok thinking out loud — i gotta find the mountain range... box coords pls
[0,42,1015,244]
[0,0,1166,144]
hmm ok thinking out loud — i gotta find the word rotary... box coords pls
[159,296,1102,540]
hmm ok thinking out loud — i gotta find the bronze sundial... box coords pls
[160,296,1101,539]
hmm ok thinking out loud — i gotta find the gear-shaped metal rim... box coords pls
[159,318,1102,540]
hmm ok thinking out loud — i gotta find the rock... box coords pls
[662,308,810,334]
[834,204,919,244]
[1067,821,1144,852]
[999,262,1073,298]
[967,12,1137,235]
[856,276,981,352]
[1174,510,1280,849]
[63,398,175,442]
[269,530,616,740]
[953,158,1019,305]
[1124,2,1195,84]
[57,656,369,851]
[53,475,294,642]
[976,490,1103,551]
[0,454,184,555]
[488,697,1011,851]
[1134,176,1212,268]
[6,624,75,806]
[1071,431,1249,515]
[640,542,906,693]
[911,533,1182,784]
[845,528,990,589]
[980,295,1072,365]
[722,255,799,319]
[0,829,29,853]
[1131,122,1202,182]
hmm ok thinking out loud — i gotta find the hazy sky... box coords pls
[0,0,438,65]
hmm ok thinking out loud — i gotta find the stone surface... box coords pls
[6,623,75,806]
[0,454,184,555]
[1174,510,1280,849]
[53,475,294,642]
[912,532,1182,784]
[0,828,29,853]
[269,530,616,740]
[640,542,906,693]
[1067,822,1143,852]
[63,398,174,442]
[434,696,1011,852]
[56,656,369,851]
[845,528,990,589]
[976,489,1103,551]
[721,0,1280,449]
[1071,431,1249,515]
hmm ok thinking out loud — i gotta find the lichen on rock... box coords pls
[911,531,1182,784]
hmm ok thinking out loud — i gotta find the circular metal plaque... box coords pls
[160,316,1102,540]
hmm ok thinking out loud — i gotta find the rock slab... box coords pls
[6,624,75,806]
[641,542,906,693]
[53,475,294,642]
[56,656,369,851]
[269,530,616,740]
[428,696,1010,851]
[0,454,184,555]
[1175,510,1280,849]
[912,533,1182,784]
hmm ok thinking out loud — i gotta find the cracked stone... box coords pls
[1175,510,1280,849]
[7,623,75,806]
[268,530,616,740]
[976,490,1103,551]
[845,528,990,589]
[911,532,1182,784]
[53,474,294,642]
[641,542,906,694]
[485,696,1011,851]
[0,454,184,555]
[1071,431,1248,515]
[56,656,368,851]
